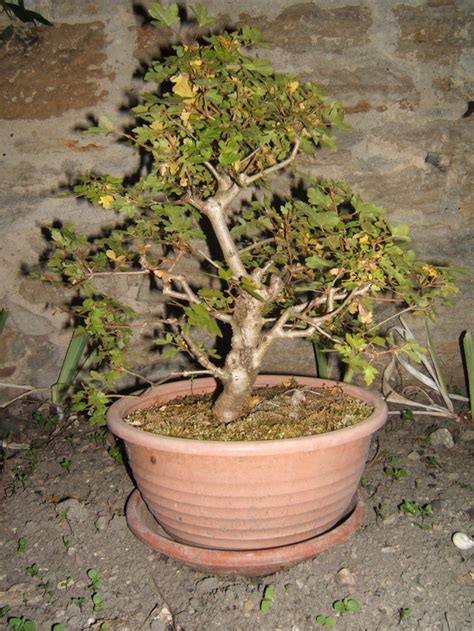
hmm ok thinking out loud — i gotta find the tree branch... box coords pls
[203,161,232,192]
[254,284,371,361]
[239,238,275,255]
[159,272,232,323]
[238,139,301,186]
[179,333,224,378]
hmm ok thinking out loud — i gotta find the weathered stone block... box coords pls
[394,2,470,64]
[239,3,372,53]
[0,22,110,120]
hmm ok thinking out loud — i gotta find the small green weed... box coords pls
[12,463,34,489]
[24,447,40,459]
[399,607,413,622]
[260,584,273,613]
[7,617,36,631]
[51,624,66,631]
[399,500,433,529]
[87,568,102,591]
[57,577,74,590]
[374,503,386,521]
[25,563,43,580]
[59,457,72,473]
[315,614,336,627]
[37,581,53,598]
[89,430,107,446]
[1,606,11,617]
[56,507,70,524]
[426,455,442,469]
[32,411,59,431]
[62,535,70,550]
[384,453,400,465]
[87,568,104,612]
[384,466,408,482]
[17,536,27,556]
[92,592,104,612]
[70,596,86,611]
[107,445,123,465]
[400,409,414,421]
[332,598,360,615]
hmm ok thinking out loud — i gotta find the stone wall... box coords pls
[0,0,472,402]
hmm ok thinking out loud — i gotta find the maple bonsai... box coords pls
[41,4,456,425]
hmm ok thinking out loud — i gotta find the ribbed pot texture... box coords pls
[107,376,387,551]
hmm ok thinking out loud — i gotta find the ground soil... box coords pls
[1,400,473,631]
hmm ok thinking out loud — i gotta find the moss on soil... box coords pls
[125,381,373,441]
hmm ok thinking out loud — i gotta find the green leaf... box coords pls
[192,3,218,27]
[148,2,180,27]
[260,584,273,612]
[217,268,233,282]
[310,211,340,230]
[85,126,111,136]
[401,409,414,421]
[305,254,332,269]
[184,303,222,336]
[363,364,377,386]
[345,598,361,613]
[391,223,411,241]
[242,58,274,76]
[315,615,336,627]
[99,115,114,131]
[307,187,332,209]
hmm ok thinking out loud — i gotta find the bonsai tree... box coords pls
[41,4,456,425]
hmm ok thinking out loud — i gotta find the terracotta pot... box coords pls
[107,375,387,551]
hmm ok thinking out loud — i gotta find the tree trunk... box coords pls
[212,295,265,424]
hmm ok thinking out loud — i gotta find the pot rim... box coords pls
[107,375,387,454]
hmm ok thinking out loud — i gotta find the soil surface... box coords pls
[1,401,473,631]
[125,383,373,441]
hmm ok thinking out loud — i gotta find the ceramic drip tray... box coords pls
[126,489,366,577]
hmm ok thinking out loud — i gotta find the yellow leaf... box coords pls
[246,397,260,409]
[359,234,369,245]
[358,302,373,324]
[106,249,117,260]
[190,59,202,68]
[171,73,197,100]
[289,80,299,93]
[217,35,238,50]
[99,195,114,209]
[150,120,164,132]
[180,110,191,124]
[169,161,179,175]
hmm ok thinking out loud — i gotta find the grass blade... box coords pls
[0,309,9,336]
[424,320,453,413]
[51,330,89,404]
[311,341,329,379]
[462,331,474,422]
